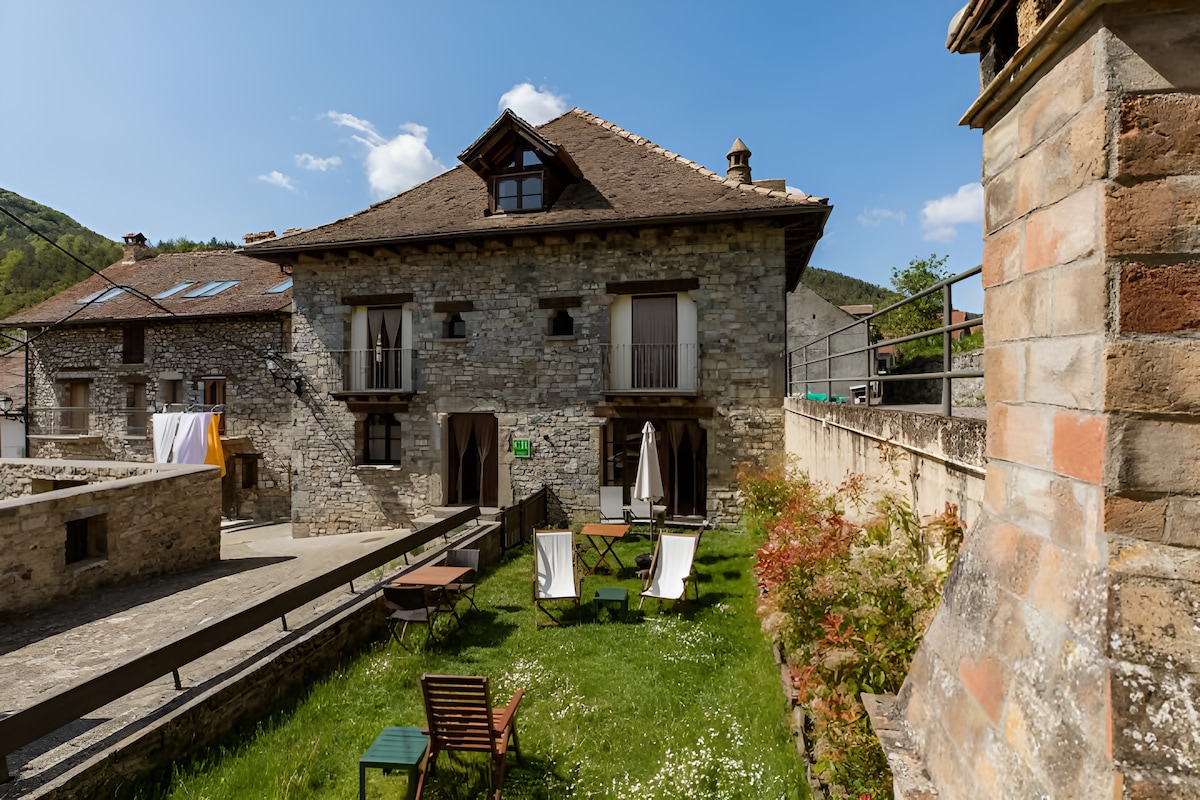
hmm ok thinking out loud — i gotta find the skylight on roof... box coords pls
[265,277,293,294]
[153,281,195,299]
[183,280,240,298]
[76,286,126,304]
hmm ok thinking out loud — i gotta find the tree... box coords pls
[882,254,950,339]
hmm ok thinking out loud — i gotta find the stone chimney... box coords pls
[726,138,752,184]
[121,233,152,264]
[243,231,277,245]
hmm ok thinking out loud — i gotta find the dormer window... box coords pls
[458,109,584,217]
[494,147,544,212]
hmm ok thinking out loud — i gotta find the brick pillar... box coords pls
[886,3,1200,798]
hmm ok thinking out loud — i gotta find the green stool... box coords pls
[359,726,429,800]
[591,587,629,619]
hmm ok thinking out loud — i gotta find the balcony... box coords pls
[601,343,698,393]
[28,406,95,436]
[335,348,417,395]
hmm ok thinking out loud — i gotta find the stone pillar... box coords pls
[881,3,1200,798]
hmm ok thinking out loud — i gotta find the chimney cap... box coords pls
[243,230,277,244]
[726,138,751,159]
[122,232,147,245]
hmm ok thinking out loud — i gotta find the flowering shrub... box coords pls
[739,463,962,799]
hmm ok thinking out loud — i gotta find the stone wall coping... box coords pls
[960,0,1114,129]
[784,399,987,474]
[0,459,217,510]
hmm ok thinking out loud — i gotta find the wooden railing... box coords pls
[499,486,547,551]
[0,506,479,782]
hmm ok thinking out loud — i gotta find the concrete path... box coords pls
[0,522,423,797]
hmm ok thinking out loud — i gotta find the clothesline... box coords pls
[152,412,226,476]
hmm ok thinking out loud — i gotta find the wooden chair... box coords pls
[420,674,524,800]
[533,530,581,627]
[445,548,481,611]
[639,531,700,610]
[382,585,442,650]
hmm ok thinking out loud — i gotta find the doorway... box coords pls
[601,417,707,517]
[446,413,498,507]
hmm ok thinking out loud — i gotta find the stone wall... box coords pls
[25,317,292,521]
[0,459,221,615]
[882,4,1200,798]
[289,222,788,535]
[784,398,986,530]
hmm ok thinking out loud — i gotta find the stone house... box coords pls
[0,235,294,521]
[243,108,830,536]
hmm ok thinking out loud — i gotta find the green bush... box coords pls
[742,468,962,799]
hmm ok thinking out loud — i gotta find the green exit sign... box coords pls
[513,438,532,458]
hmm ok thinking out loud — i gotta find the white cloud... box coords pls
[295,153,342,172]
[325,111,447,199]
[498,83,569,125]
[921,183,983,242]
[258,170,295,192]
[857,207,907,227]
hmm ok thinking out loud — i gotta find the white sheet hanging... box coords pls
[173,413,212,465]
[152,412,183,463]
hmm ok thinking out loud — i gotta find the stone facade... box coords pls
[287,223,790,535]
[0,459,220,615]
[881,3,1200,798]
[24,317,293,521]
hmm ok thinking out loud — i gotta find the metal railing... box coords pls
[787,265,984,417]
[338,348,417,393]
[0,506,479,781]
[601,343,699,392]
[28,406,94,436]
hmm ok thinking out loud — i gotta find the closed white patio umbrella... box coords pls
[633,421,664,541]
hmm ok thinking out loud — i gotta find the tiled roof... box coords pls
[243,108,830,254]
[1,250,293,327]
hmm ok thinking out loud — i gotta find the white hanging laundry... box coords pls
[173,413,213,465]
[152,412,183,464]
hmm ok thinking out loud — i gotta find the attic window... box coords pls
[154,282,195,299]
[183,280,240,298]
[265,277,293,294]
[493,146,544,212]
[77,287,126,304]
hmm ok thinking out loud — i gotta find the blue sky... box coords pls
[1,1,985,310]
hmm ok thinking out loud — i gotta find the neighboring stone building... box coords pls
[869,2,1200,798]
[0,236,295,521]
[244,108,830,536]
[787,284,871,400]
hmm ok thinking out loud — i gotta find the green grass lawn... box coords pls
[139,528,808,800]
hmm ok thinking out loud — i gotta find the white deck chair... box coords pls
[533,530,581,627]
[639,532,700,610]
[599,486,626,524]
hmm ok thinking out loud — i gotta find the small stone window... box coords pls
[443,312,466,339]
[363,414,402,464]
[65,514,107,567]
[549,309,574,337]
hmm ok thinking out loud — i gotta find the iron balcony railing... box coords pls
[601,343,699,393]
[338,348,417,393]
[29,406,227,437]
[787,264,984,417]
[28,406,95,436]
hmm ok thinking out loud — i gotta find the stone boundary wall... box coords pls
[18,527,505,800]
[0,459,220,615]
[784,398,986,530]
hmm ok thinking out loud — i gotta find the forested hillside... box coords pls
[0,190,238,321]
[801,266,897,308]
[0,189,122,320]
